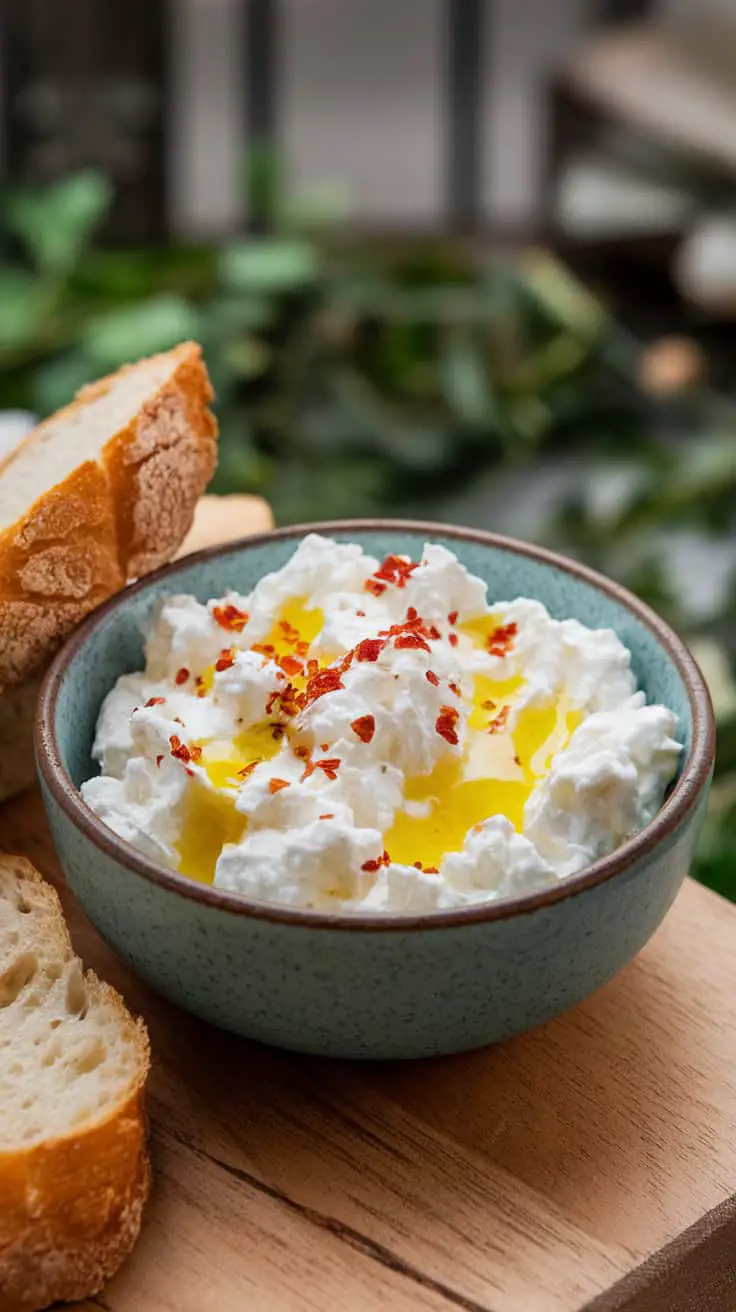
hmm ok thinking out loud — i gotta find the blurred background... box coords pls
[1,0,735,891]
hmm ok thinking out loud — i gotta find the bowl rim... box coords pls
[36,518,716,932]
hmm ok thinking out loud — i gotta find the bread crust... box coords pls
[0,859,151,1312]
[0,342,217,693]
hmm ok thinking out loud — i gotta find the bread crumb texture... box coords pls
[0,343,217,693]
[0,856,151,1311]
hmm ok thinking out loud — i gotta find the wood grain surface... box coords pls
[5,498,736,1311]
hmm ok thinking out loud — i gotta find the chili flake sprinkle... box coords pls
[425,670,440,687]
[361,849,391,873]
[304,668,344,705]
[215,648,236,672]
[351,714,376,744]
[144,696,166,708]
[488,705,511,735]
[486,621,518,658]
[319,814,335,820]
[448,610,458,625]
[448,632,458,647]
[169,735,202,766]
[435,705,460,746]
[156,755,164,768]
[269,778,290,794]
[394,632,431,653]
[238,760,261,781]
[213,603,249,632]
[413,862,439,874]
[278,652,304,677]
[365,553,419,595]
[303,756,341,782]
[354,637,384,663]
[175,667,189,685]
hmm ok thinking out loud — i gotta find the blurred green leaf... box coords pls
[440,331,498,431]
[219,239,321,294]
[0,269,53,353]
[80,295,200,370]
[6,170,112,276]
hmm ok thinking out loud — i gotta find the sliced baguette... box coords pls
[0,341,217,694]
[0,857,150,1312]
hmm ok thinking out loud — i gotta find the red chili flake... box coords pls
[269,778,290,794]
[426,670,440,687]
[406,606,418,622]
[213,603,249,633]
[486,621,518,658]
[294,744,311,761]
[304,668,344,705]
[355,638,385,664]
[271,723,286,741]
[423,866,439,875]
[279,653,304,677]
[356,609,366,617]
[413,861,422,869]
[144,696,166,708]
[303,756,342,782]
[272,683,305,719]
[394,633,431,653]
[319,813,334,820]
[195,675,206,699]
[306,658,320,679]
[279,619,300,641]
[361,849,391,873]
[319,743,329,752]
[372,554,419,589]
[365,578,386,597]
[448,681,461,697]
[169,734,197,765]
[238,760,260,781]
[435,705,460,746]
[175,667,189,685]
[215,648,236,672]
[351,714,375,744]
[185,767,194,778]
[252,642,276,658]
[156,755,164,768]
[488,705,511,735]
[296,640,310,658]
[448,610,458,625]
[448,632,458,647]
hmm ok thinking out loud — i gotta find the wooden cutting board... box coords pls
[4,497,736,1312]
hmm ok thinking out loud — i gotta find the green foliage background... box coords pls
[1,162,734,893]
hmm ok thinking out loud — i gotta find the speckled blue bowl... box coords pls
[36,521,715,1059]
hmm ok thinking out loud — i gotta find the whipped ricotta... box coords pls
[81,534,682,913]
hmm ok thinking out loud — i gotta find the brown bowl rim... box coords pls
[36,519,716,933]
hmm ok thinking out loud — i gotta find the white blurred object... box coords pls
[0,412,36,462]
[675,214,736,313]
[556,157,692,237]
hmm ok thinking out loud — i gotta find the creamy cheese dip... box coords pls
[81,535,682,912]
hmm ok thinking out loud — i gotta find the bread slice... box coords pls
[0,857,150,1312]
[0,341,217,693]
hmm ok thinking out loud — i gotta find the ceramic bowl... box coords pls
[36,521,715,1060]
